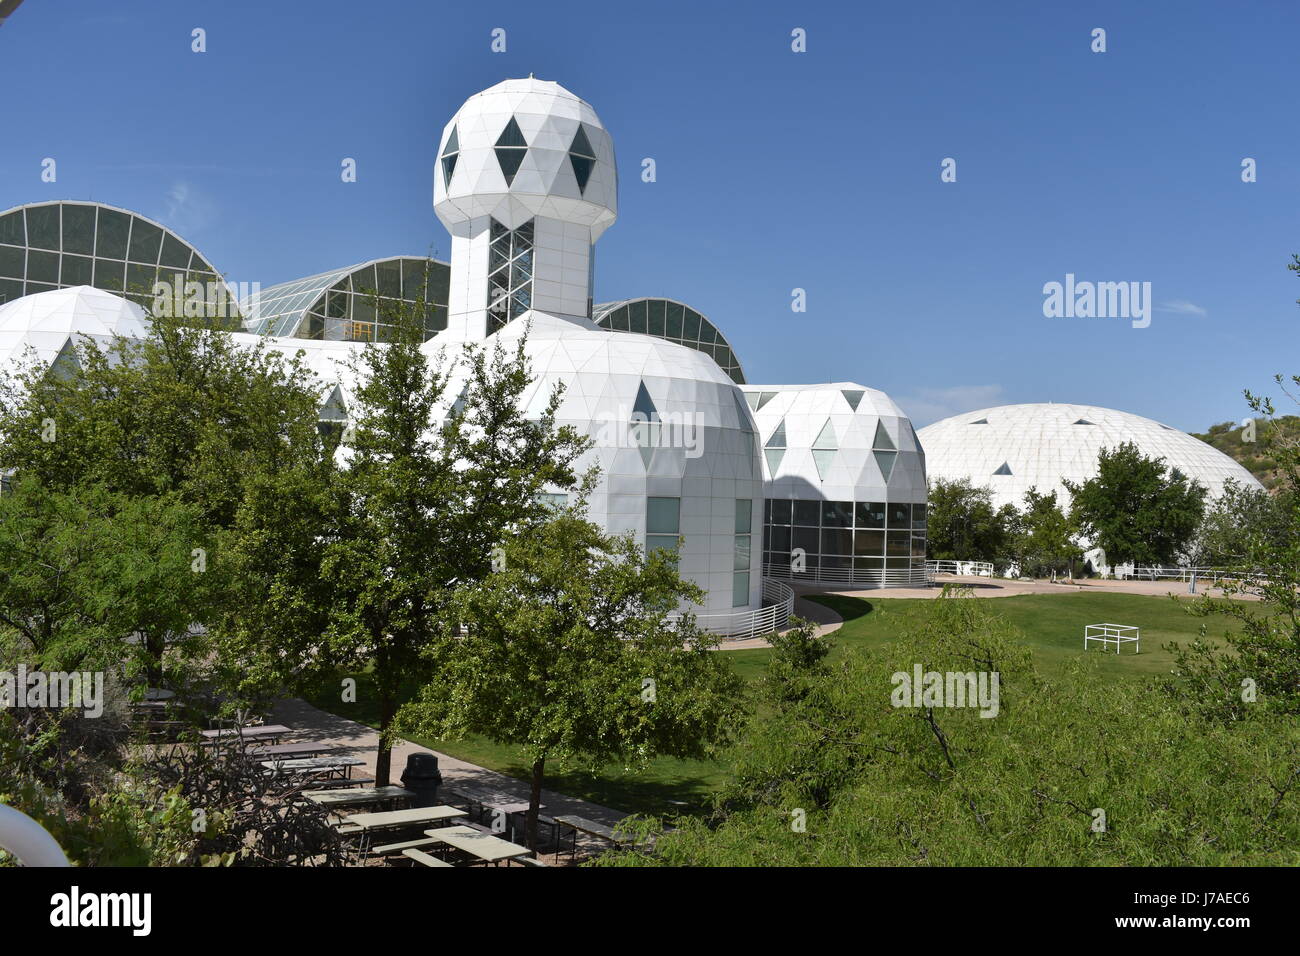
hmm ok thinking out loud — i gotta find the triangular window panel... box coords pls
[812,419,837,450]
[442,126,459,156]
[874,450,897,483]
[764,448,785,476]
[570,125,596,158]
[451,385,469,415]
[731,390,754,434]
[872,420,895,450]
[638,442,654,470]
[970,418,988,425]
[495,117,527,148]
[50,337,81,380]
[1073,418,1094,425]
[319,385,348,421]
[495,147,526,185]
[765,419,786,449]
[756,391,777,411]
[632,381,657,421]
[841,389,865,411]
[993,462,1012,476]
[570,154,595,194]
[812,449,836,480]
[744,392,760,410]
[441,153,458,188]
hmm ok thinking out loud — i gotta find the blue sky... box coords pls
[2,0,1296,430]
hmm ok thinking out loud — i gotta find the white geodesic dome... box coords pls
[917,402,1262,511]
[0,285,149,368]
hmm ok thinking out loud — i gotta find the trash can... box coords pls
[400,752,443,808]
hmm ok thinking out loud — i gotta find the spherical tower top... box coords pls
[434,78,617,239]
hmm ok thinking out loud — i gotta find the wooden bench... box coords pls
[512,855,549,867]
[299,776,375,790]
[403,848,454,868]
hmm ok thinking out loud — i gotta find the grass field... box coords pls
[302,589,1243,817]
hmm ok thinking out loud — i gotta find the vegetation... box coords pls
[924,478,1017,563]
[1007,488,1083,578]
[397,513,746,848]
[1065,441,1206,566]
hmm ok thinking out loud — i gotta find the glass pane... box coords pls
[0,244,23,279]
[821,528,852,556]
[771,499,792,524]
[94,258,125,290]
[856,502,886,528]
[26,205,59,250]
[854,530,885,556]
[887,531,911,556]
[61,254,92,286]
[646,496,680,534]
[159,233,191,269]
[95,209,130,259]
[0,211,24,245]
[822,500,853,527]
[61,204,96,255]
[768,525,790,552]
[793,499,820,526]
[913,504,927,529]
[888,503,910,527]
[732,571,750,608]
[734,534,750,570]
[26,250,58,284]
[734,499,751,534]
[127,218,163,264]
[646,534,679,556]
[0,278,23,304]
[792,527,819,555]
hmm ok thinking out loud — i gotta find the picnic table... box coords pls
[199,724,291,745]
[303,786,413,811]
[247,742,333,760]
[552,814,638,859]
[261,756,364,780]
[445,787,547,843]
[342,805,467,856]
[422,825,531,865]
[143,688,176,701]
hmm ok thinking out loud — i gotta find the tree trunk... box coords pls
[527,757,546,854]
[145,632,165,687]
[375,690,396,788]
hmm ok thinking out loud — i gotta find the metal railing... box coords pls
[1120,565,1267,586]
[763,561,931,589]
[925,559,996,578]
[673,578,796,641]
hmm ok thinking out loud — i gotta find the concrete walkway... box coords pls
[269,696,627,864]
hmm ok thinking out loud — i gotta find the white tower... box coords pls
[433,78,618,340]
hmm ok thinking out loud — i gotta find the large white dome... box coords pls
[917,402,1261,511]
[0,285,149,368]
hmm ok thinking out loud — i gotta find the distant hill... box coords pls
[1192,416,1300,492]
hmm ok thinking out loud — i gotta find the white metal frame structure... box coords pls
[1084,623,1140,654]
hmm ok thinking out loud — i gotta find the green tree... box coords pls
[1191,477,1292,568]
[1009,487,1083,578]
[219,304,589,786]
[925,477,1017,563]
[1065,441,1206,566]
[398,512,747,850]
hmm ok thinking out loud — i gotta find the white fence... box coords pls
[925,559,995,578]
[675,578,796,641]
[762,561,931,589]
[1119,565,1266,586]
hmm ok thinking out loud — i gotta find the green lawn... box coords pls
[301,590,1243,817]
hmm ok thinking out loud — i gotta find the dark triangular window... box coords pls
[970,418,988,425]
[441,126,460,189]
[872,420,895,451]
[568,125,597,194]
[494,117,528,185]
[993,462,1012,475]
[841,389,865,411]
[570,125,595,158]
[633,381,657,420]
[765,419,787,449]
[1073,418,1094,425]
[496,117,527,148]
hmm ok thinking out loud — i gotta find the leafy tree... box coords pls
[0,308,323,530]
[1009,487,1083,578]
[1191,477,1293,568]
[1065,441,1206,566]
[925,477,1017,563]
[219,303,589,786]
[0,477,220,682]
[398,512,747,850]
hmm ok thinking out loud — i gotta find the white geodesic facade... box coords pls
[917,402,1263,512]
[0,284,148,369]
[743,383,929,587]
[427,313,765,614]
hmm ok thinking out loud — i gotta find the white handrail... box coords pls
[0,803,71,867]
[670,578,796,641]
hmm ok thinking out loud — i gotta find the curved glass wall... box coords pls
[0,201,235,322]
[242,256,449,343]
[593,298,746,384]
[763,497,928,587]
